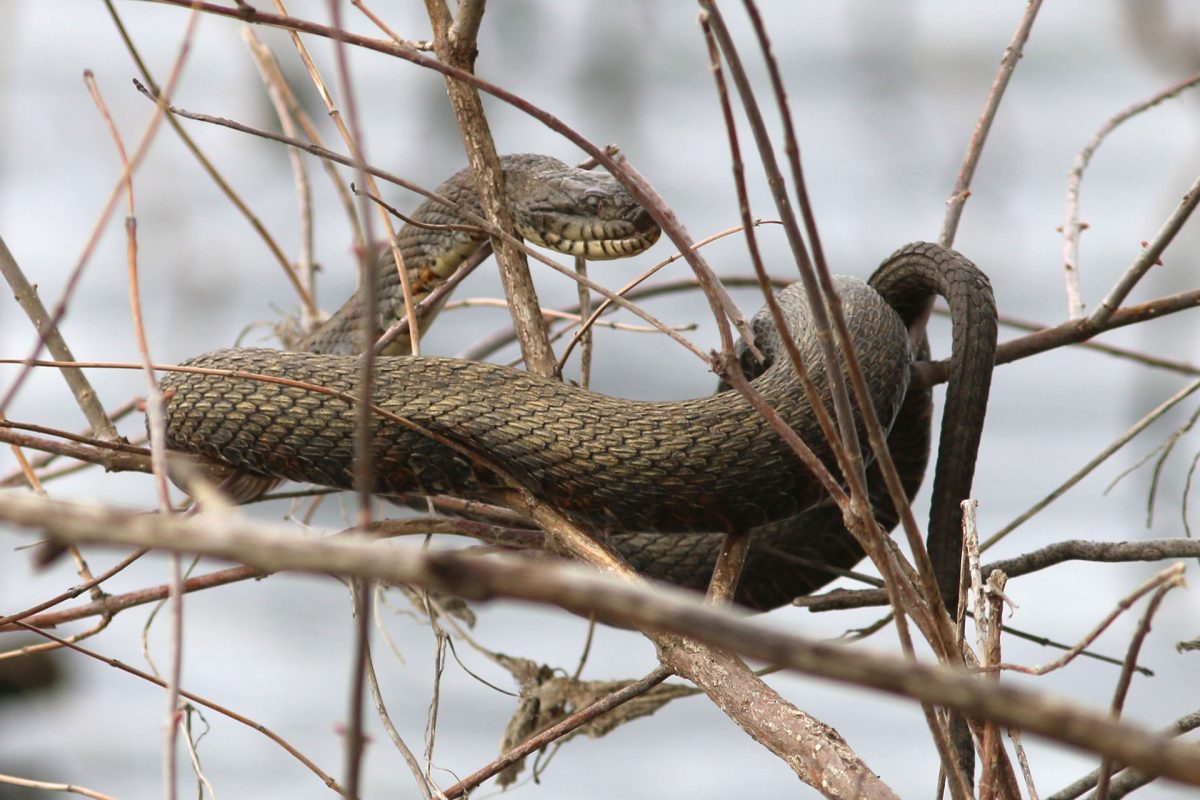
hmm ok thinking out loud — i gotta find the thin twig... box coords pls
[573,256,593,386]
[0,548,146,641]
[940,0,1044,248]
[984,378,1200,549]
[0,394,135,474]
[1061,71,1200,318]
[0,236,118,441]
[4,565,257,634]
[320,4,376,792]
[0,772,116,800]
[442,298,695,333]
[984,565,1184,677]
[87,53,188,800]
[441,666,672,799]
[243,24,365,258]
[1093,566,1185,797]
[364,637,435,799]
[975,308,1200,377]
[1009,727,1040,800]
[244,28,319,329]
[13,619,347,796]
[554,221,779,369]
[351,0,431,49]
[1088,169,1200,326]
[803,537,1200,614]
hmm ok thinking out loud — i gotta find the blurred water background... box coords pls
[2,2,1200,797]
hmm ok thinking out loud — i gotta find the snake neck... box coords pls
[298,154,660,356]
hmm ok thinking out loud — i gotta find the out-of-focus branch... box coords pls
[6,493,1200,790]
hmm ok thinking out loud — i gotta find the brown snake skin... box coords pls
[160,155,997,611]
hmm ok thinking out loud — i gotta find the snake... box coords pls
[160,154,997,611]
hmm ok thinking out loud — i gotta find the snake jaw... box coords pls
[524,208,661,260]
[508,158,661,260]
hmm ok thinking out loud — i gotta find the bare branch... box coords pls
[940,0,1044,248]
[1089,170,1200,326]
[985,379,1200,549]
[803,538,1200,612]
[13,618,347,796]
[441,666,673,799]
[0,236,117,441]
[1061,71,1200,318]
[1093,568,1185,797]
[6,493,1200,789]
[0,771,116,800]
[425,0,556,376]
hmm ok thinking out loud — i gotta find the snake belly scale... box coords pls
[160,154,997,611]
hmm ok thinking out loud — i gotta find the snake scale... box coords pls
[161,154,997,611]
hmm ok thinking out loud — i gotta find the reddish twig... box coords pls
[1093,566,1185,797]
[103,0,318,319]
[13,620,347,796]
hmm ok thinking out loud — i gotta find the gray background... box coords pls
[2,2,1199,797]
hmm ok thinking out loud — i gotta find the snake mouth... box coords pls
[528,208,662,260]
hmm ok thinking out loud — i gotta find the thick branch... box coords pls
[4,494,1200,789]
[915,285,1200,389]
[425,1,556,376]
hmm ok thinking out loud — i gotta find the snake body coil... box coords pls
[161,155,997,610]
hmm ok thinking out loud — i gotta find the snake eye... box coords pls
[583,191,605,212]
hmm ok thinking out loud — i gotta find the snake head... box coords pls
[505,155,662,259]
